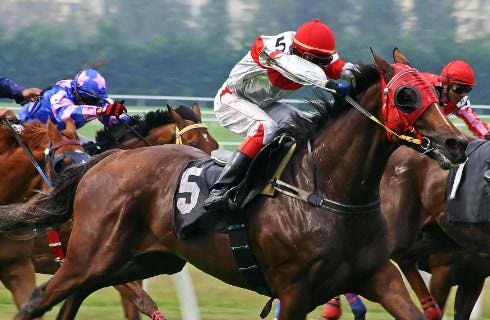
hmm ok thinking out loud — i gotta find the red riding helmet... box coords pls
[440,60,476,86]
[292,19,336,56]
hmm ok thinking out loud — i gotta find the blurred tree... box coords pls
[0,0,489,104]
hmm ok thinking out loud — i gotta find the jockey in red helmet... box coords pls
[204,18,358,212]
[421,60,489,139]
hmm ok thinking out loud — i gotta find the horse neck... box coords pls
[18,126,49,162]
[121,124,176,148]
[295,94,395,205]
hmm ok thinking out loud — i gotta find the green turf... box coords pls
[1,265,490,319]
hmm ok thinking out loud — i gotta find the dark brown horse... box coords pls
[381,143,490,320]
[0,105,218,320]
[3,49,468,320]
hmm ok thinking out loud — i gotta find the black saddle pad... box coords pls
[445,139,490,222]
[173,158,228,239]
[173,134,296,239]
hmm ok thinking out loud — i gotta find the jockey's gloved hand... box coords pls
[102,100,127,118]
[485,133,490,141]
[325,81,351,97]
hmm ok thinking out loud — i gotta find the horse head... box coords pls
[167,103,219,155]
[91,105,219,155]
[45,119,89,185]
[370,47,468,168]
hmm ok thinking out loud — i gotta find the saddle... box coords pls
[173,133,296,239]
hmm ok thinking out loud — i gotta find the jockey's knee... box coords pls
[248,120,278,145]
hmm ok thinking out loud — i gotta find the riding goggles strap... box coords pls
[175,123,208,144]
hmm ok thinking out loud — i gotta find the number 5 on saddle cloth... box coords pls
[173,133,296,239]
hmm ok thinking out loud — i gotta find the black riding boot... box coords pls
[203,150,252,212]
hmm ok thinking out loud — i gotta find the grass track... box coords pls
[1,266,490,319]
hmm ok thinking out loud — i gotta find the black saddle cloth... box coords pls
[445,139,490,223]
[173,133,296,239]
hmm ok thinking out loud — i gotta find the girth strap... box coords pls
[227,215,273,297]
[268,178,380,214]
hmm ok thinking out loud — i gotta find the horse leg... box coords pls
[55,289,91,320]
[15,224,138,318]
[0,258,36,310]
[54,253,176,320]
[360,261,425,320]
[453,278,484,320]
[427,264,454,312]
[276,280,311,320]
[119,284,141,320]
[14,281,50,320]
[397,258,442,319]
[54,277,165,320]
[115,281,165,320]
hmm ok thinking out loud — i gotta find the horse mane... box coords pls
[93,106,198,150]
[286,63,380,145]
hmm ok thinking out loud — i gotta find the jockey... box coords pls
[17,69,127,131]
[0,75,41,104]
[422,60,489,139]
[204,18,357,212]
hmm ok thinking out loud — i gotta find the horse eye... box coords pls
[394,85,421,114]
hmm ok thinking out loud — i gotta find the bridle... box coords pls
[175,122,209,144]
[379,63,439,147]
[45,139,90,184]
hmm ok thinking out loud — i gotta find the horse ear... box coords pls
[192,103,202,122]
[393,47,412,66]
[167,105,186,127]
[47,120,61,140]
[371,47,395,83]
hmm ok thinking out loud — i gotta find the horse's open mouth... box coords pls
[421,136,468,170]
[427,148,460,170]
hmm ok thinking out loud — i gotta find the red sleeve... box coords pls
[250,36,265,68]
[324,58,346,80]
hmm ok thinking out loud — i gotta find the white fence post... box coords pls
[173,266,201,320]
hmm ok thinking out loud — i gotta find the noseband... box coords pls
[45,140,90,184]
[175,123,208,144]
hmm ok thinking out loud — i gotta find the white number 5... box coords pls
[176,167,203,215]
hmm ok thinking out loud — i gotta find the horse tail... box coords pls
[0,149,120,232]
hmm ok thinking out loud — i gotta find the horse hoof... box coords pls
[421,296,442,320]
[322,298,342,319]
[151,310,166,320]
